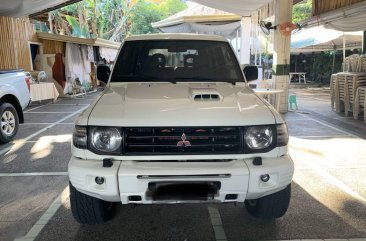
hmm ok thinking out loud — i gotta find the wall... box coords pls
[312,0,365,16]
[0,16,39,71]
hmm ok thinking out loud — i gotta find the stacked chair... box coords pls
[354,86,366,122]
[331,54,366,120]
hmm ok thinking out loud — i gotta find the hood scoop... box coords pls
[190,88,223,102]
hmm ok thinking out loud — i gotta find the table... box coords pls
[30,82,59,102]
[289,72,306,84]
[254,88,284,111]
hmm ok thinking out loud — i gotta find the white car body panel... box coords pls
[0,71,30,110]
[88,83,276,127]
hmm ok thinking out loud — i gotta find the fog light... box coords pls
[95,176,105,185]
[260,174,270,182]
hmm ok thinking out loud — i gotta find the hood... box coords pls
[88,83,276,127]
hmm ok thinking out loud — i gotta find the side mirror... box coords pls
[97,65,111,84]
[243,65,258,82]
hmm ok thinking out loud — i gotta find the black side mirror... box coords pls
[243,65,258,82]
[97,65,111,84]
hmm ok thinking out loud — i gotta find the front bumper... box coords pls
[68,155,294,203]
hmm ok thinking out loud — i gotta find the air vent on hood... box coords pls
[194,94,221,101]
[190,88,222,101]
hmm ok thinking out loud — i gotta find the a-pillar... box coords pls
[240,17,251,65]
[272,0,292,113]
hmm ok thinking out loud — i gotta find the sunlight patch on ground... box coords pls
[31,135,71,160]
[290,136,366,232]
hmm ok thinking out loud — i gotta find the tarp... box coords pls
[191,0,272,16]
[325,13,366,32]
[0,0,81,17]
[159,21,241,38]
[291,26,362,52]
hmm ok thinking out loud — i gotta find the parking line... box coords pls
[24,103,53,113]
[21,123,74,125]
[0,172,68,177]
[0,105,88,157]
[208,206,227,241]
[25,112,74,114]
[294,112,366,205]
[15,186,70,241]
[295,112,360,138]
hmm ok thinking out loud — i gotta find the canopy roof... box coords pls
[291,26,362,53]
[152,2,241,38]
[191,0,273,16]
[0,0,81,17]
[36,32,121,49]
[306,1,366,32]
[152,2,241,28]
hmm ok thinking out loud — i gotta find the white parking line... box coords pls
[0,105,88,157]
[295,113,360,138]
[208,206,227,241]
[294,112,366,206]
[15,186,70,241]
[21,123,74,125]
[0,172,68,177]
[25,112,74,114]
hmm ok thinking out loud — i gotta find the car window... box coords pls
[110,40,244,83]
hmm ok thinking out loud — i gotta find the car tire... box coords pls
[0,103,19,144]
[69,182,115,224]
[245,184,291,219]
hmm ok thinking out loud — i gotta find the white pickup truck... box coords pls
[0,69,30,143]
[69,34,294,224]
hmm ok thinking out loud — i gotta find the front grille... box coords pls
[124,127,243,155]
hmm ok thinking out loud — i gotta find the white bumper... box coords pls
[68,155,294,203]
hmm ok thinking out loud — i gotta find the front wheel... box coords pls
[69,182,115,224]
[0,103,19,143]
[245,184,291,219]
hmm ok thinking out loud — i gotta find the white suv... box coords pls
[69,34,294,224]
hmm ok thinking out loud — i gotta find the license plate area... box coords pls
[147,181,221,201]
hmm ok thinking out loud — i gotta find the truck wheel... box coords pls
[69,182,115,224]
[245,184,291,219]
[0,103,19,143]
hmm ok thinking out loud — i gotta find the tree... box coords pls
[43,0,187,41]
[129,0,161,35]
[292,0,312,23]
[129,0,187,35]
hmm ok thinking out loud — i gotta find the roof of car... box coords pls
[125,33,228,42]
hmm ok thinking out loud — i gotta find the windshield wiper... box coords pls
[116,75,176,83]
[175,77,213,81]
[175,77,234,84]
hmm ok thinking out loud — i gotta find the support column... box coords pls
[240,17,251,65]
[362,31,366,54]
[272,0,292,113]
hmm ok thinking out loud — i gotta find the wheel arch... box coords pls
[0,94,24,123]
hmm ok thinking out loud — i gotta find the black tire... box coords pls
[69,182,115,224]
[0,103,19,143]
[245,184,291,219]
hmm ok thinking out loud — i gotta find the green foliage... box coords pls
[292,0,312,23]
[50,0,187,41]
[289,50,362,85]
[129,1,161,35]
[65,15,90,38]
[129,0,187,35]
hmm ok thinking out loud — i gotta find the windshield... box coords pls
[110,40,244,83]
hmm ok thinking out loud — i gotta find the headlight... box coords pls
[90,127,122,153]
[245,126,273,150]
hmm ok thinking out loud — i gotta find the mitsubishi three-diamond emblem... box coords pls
[177,133,191,147]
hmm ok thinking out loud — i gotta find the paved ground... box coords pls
[0,89,365,241]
